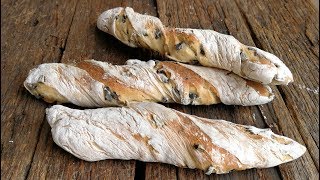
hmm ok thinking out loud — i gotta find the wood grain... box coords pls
[1,0,318,179]
[25,0,157,179]
[1,0,77,179]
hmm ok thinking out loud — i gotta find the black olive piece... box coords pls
[193,144,199,149]
[30,83,38,89]
[104,86,119,101]
[200,44,205,56]
[115,15,119,20]
[143,32,148,36]
[244,127,255,135]
[41,75,46,82]
[162,97,169,103]
[189,93,198,100]
[155,28,162,39]
[157,69,169,83]
[156,69,164,74]
[122,15,127,23]
[190,59,199,65]
[193,144,204,151]
[173,88,180,96]
[240,51,247,61]
[36,94,44,99]
[175,42,183,50]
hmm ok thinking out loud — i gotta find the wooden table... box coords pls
[1,0,319,179]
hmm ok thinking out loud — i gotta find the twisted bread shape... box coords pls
[47,103,306,174]
[97,7,293,85]
[24,59,274,107]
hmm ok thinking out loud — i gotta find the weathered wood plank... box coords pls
[1,0,78,179]
[234,0,319,174]
[156,0,282,179]
[156,0,318,179]
[25,0,163,179]
[258,88,319,179]
[145,163,177,180]
[1,0,318,179]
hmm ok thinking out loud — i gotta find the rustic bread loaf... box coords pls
[97,7,293,85]
[46,102,306,174]
[24,59,274,107]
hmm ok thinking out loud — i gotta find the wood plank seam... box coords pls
[229,0,318,177]
[277,87,319,168]
[134,161,146,180]
[234,1,263,51]
[24,116,47,179]
[59,0,79,63]
[9,1,80,179]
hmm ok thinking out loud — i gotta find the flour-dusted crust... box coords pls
[24,59,274,107]
[97,7,293,85]
[46,103,306,174]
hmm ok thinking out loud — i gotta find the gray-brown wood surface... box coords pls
[1,0,319,179]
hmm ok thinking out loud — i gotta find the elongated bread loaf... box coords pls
[46,102,306,174]
[24,59,274,107]
[97,7,293,85]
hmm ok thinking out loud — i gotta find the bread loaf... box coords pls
[46,102,306,174]
[97,7,293,85]
[24,59,274,107]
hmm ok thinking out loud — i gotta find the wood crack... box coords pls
[234,1,263,49]
[58,0,79,63]
[134,161,146,180]
[153,0,160,18]
[276,86,319,169]
[24,116,46,179]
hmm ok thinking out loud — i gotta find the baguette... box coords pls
[24,59,274,107]
[46,103,306,174]
[97,7,293,85]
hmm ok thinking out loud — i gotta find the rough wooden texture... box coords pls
[1,0,318,179]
